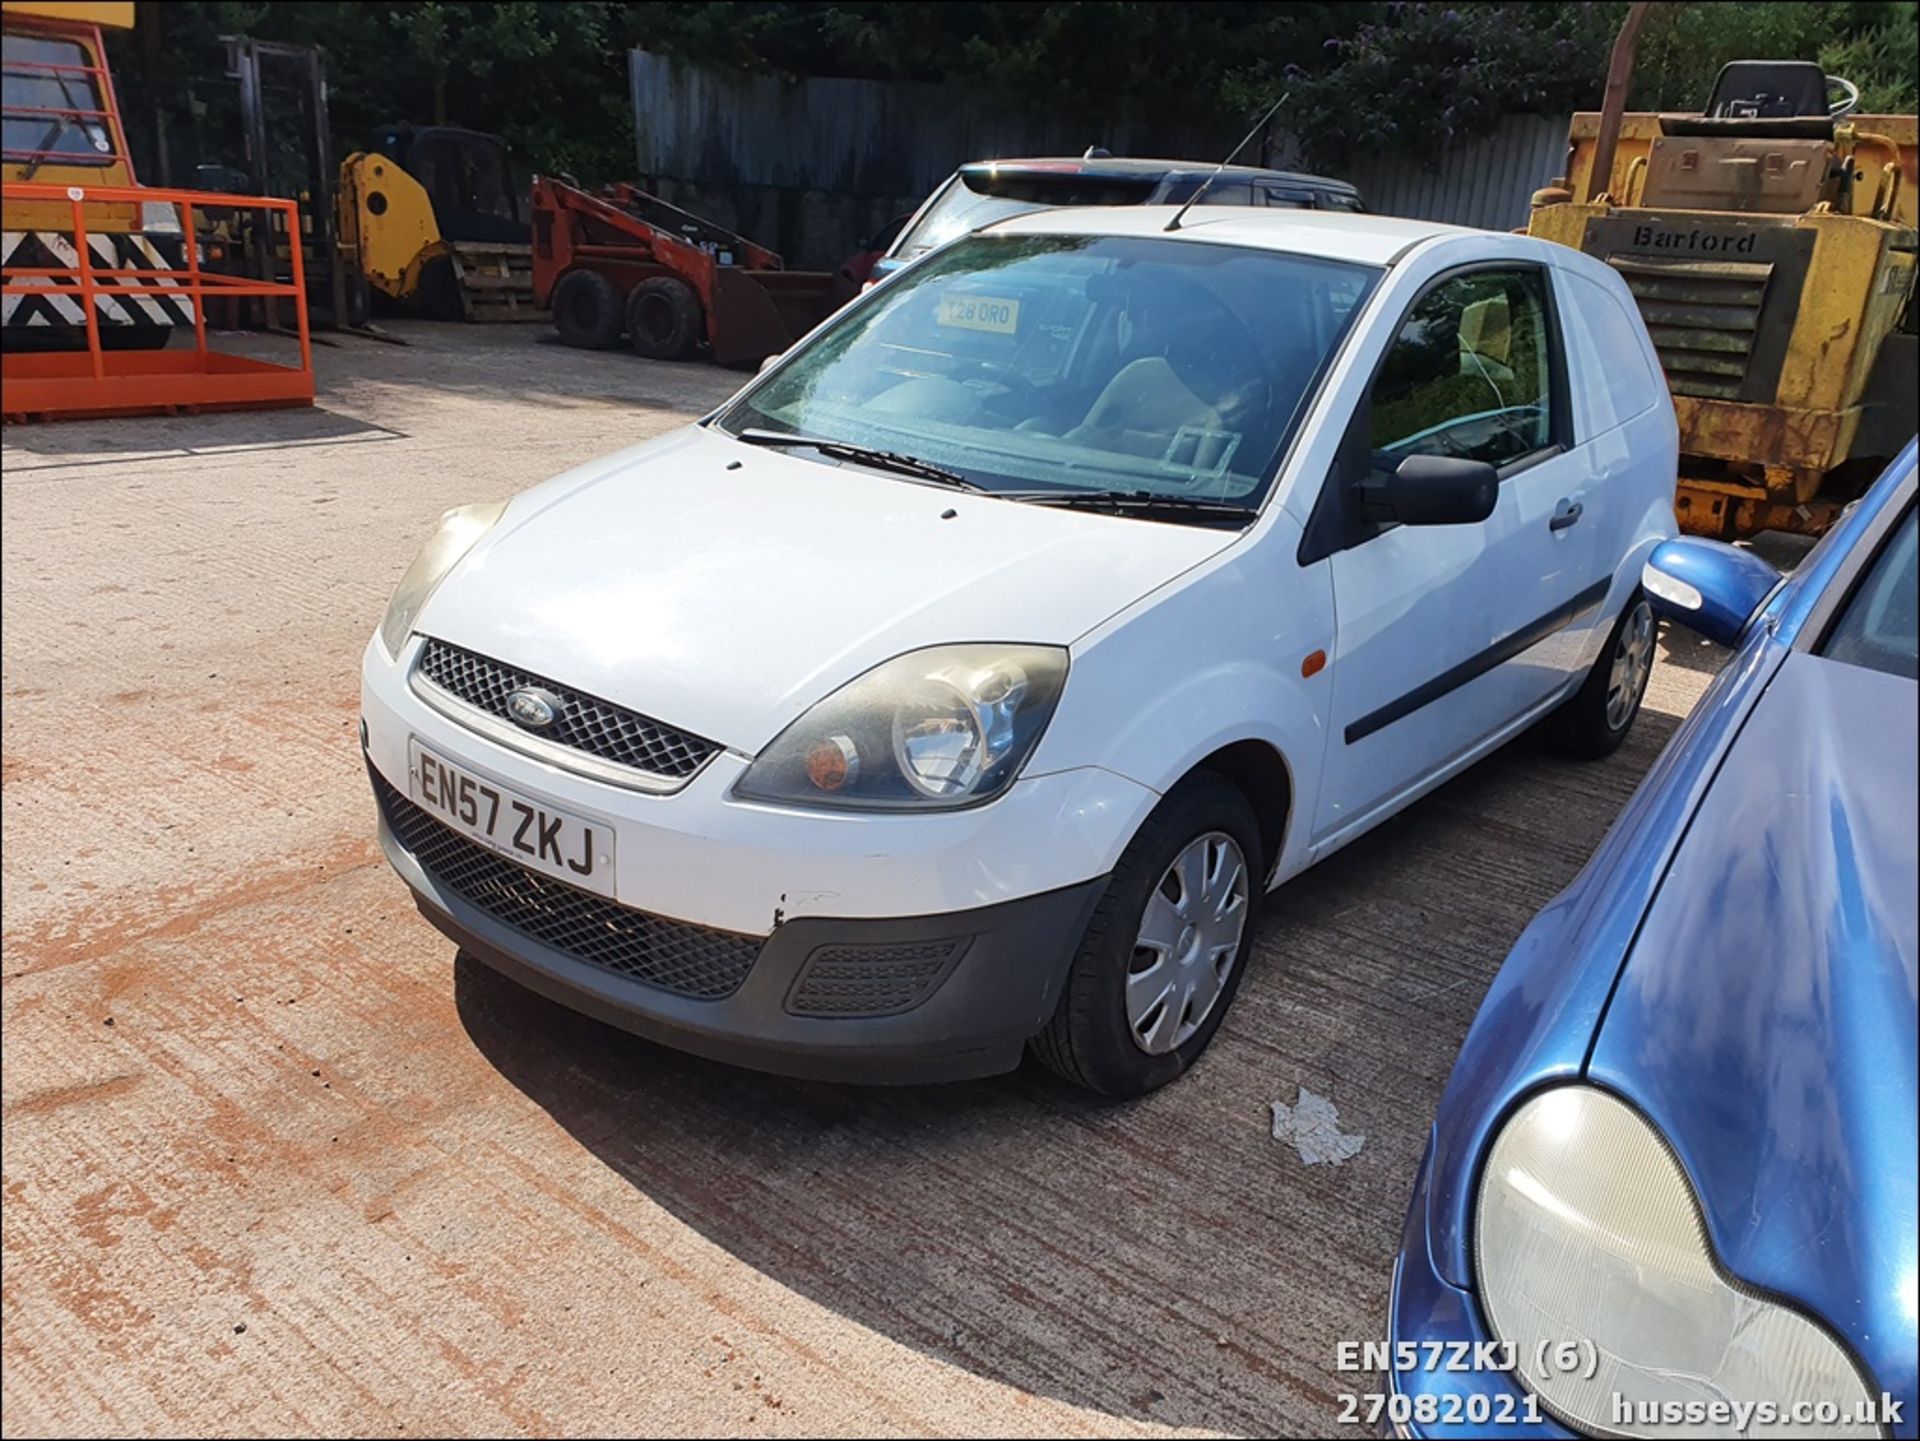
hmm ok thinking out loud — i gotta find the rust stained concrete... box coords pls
[1,322,1722,1437]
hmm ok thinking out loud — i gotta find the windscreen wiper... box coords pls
[21,70,93,181]
[19,117,73,181]
[1002,489,1255,523]
[734,429,987,491]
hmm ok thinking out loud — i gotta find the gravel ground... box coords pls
[2,321,1723,1437]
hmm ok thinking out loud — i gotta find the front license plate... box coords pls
[407,740,616,898]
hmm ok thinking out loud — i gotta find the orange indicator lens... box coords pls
[806,735,859,791]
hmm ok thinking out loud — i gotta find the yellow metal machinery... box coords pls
[1528,41,1917,538]
[336,149,443,307]
[336,125,540,322]
[3,1,137,231]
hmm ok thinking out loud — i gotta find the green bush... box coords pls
[1818,2,1919,112]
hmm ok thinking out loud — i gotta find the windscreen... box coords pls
[2,33,113,166]
[1821,506,1918,680]
[717,232,1380,511]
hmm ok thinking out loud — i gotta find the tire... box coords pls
[99,326,174,352]
[418,255,467,323]
[1544,591,1656,760]
[551,269,623,349]
[344,275,372,330]
[4,324,170,353]
[625,276,702,361]
[1031,772,1263,1097]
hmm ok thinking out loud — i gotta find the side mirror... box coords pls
[1641,537,1781,647]
[1357,453,1498,526]
[757,350,785,375]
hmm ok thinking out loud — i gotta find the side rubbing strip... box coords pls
[1344,578,1612,744]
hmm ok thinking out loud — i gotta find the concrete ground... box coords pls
[3,322,1725,1437]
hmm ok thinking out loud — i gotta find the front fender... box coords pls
[1031,538,1334,884]
[1424,631,1787,1288]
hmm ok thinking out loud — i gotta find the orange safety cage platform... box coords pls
[1,181,315,421]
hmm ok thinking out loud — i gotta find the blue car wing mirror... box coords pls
[1642,538,1783,648]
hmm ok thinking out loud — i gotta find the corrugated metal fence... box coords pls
[630,49,1241,201]
[1325,114,1572,232]
[628,48,1572,261]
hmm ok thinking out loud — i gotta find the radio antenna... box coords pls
[1165,92,1290,232]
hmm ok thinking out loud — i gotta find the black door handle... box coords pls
[1549,498,1584,532]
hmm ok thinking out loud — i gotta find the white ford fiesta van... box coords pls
[363,205,1677,1095]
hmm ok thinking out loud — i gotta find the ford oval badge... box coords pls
[505,686,560,730]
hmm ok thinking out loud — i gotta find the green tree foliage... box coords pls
[1627,0,1917,112]
[105,1,1918,190]
[1224,3,1619,167]
[1817,1,1919,112]
[107,1,637,186]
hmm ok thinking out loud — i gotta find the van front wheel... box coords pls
[1031,772,1260,1098]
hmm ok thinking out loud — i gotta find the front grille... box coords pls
[375,773,760,1000]
[1606,255,1772,401]
[416,638,718,783]
[786,939,966,1017]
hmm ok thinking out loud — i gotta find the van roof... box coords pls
[986,203,1473,267]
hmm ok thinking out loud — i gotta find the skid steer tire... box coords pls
[552,270,623,350]
[626,276,702,361]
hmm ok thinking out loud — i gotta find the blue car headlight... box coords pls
[1475,1087,1879,1437]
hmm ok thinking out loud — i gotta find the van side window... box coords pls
[1368,269,1555,469]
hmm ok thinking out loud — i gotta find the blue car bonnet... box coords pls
[1589,647,1919,1409]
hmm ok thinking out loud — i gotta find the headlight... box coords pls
[377,501,508,657]
[735,644,1067,811]
[1476,1086,1878,1437]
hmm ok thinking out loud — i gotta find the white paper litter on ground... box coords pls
[1269,1087,1366,1166]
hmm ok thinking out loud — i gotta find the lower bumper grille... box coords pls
[374,773,761,1000]
[786,939,967,1017]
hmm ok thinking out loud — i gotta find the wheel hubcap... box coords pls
[1126,832,1250,1056]
[1606,600,1655,731]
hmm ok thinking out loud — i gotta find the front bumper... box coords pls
[363,634,1132,1082]
[1383,1139,1571,1438]
[377,772,1105,1083]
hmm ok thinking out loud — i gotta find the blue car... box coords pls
[1384,438,1918,1440]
